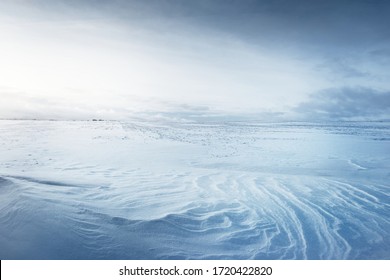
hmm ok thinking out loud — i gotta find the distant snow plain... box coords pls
[0,120,388,259]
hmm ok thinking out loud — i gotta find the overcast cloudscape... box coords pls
[0,0,389,121]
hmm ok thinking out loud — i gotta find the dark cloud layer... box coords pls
[3,0,390,50]
[295,87,390,121]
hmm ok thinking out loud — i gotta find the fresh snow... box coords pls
[0,120,389,259]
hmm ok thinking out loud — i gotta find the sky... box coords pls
[0,0,389,121]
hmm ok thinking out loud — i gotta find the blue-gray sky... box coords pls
[0,0,389,121]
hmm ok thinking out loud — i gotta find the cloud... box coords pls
[132,103,286,123]
[1,1,389,121]
[317,57,369,79]
[294,87,390,121]
[370,48,390,65]
[0,87,136,120]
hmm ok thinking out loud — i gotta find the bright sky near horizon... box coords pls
[0,0,389,121]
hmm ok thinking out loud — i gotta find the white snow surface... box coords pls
[0,120,389,259]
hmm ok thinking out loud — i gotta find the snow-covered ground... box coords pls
[0,120,389,259]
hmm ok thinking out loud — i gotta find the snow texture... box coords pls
[0,120,389,259]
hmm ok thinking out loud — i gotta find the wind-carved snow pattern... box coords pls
[0,120,389,259]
